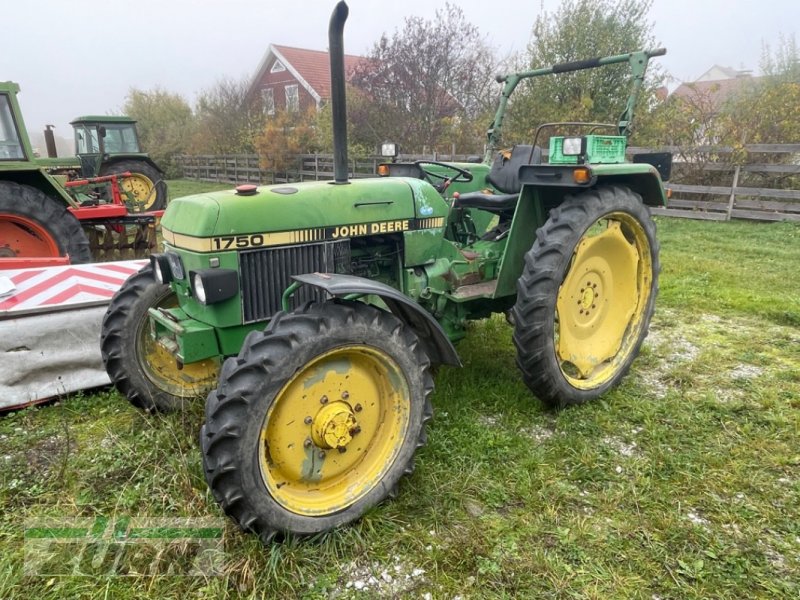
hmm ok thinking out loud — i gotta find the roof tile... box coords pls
[273,45,365,99]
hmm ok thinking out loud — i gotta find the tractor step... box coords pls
[450,279,498,300]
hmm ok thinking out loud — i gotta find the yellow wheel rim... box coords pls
[121,173,156,212]
[259,345,410,516]
[137,293,219,397]
[555,212,652,389]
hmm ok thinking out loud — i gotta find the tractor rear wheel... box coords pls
[0,181,91,264]
[201,301,433,542]
[100,160,166,211]
[100,265,219,412]
[512,185,659,407]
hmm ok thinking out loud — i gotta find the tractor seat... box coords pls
[453,145,542,214]
[454,192,518,212]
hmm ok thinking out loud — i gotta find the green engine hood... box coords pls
[161,178,438,240]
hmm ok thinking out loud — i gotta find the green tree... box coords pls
[254,109,320,174]
[123,88,194,178]
[350,3,498,154]
[721,36,800,145]
[632,36,800,190]
[505,0,661,146]
[191,78,263,155]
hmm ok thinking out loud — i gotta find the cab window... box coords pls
[0,95,25,160]
[75,125,100,154]
[102,124,140,153]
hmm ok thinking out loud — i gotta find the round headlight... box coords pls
[193,273,207,303]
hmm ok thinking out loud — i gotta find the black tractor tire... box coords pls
[100,265,218,412]
[0,181,91,264]
[512,185,659,408]
[201,301,434,542]
[100,160,167,211]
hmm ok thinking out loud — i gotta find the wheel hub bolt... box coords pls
[351,425,362,436]
[320,395,329,404]
[338,447,347,454]
[342,391,349,399]
[304,438,312,448]
[304,416,313,425]
[354,403,362,412]
[318,450,326,459]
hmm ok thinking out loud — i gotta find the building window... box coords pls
[285,84,299,112]
[271,60,286,73]
[262,88,275,115]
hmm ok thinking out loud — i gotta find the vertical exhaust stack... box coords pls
[329,1,349,184]
[44,125,57,158]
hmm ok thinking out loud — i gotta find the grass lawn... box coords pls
[1,181,798,598]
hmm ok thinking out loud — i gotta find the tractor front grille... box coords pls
[239,240,350,323]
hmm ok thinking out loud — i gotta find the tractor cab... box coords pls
[0,85,29,161]
[71,116,142,177]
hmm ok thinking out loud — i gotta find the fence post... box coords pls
[726,165,741,221]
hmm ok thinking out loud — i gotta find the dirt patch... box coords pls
[477,415,499,427]
[602,436,639,458]
[729,364,764,380]
[24,434,70,477]
[636,310,796,402]
[333,556,428,597]
[519,425,554,442]
[685,511,710,528]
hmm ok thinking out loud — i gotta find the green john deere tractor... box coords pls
[64,115,167,211]
[101,1,670,541]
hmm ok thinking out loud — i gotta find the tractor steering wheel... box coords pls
[414,161,474,192]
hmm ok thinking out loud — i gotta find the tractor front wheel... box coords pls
[100,160,167,211]
[0,181,91,264]
[100,265,219,412]
[512,185,659,407]
[201,301,433,542]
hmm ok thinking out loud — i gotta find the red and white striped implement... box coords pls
[0,261,147,317]
[1,260,147,410]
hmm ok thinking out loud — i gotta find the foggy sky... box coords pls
[2,0,797,151]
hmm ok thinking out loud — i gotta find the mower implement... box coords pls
[101,1,668,541]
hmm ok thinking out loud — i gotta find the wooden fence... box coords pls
[176,144,800,222]
[176,152,478,185]
[628,144,800,222]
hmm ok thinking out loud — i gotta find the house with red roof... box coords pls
[247,44,366,115]
[671,65,758,111]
